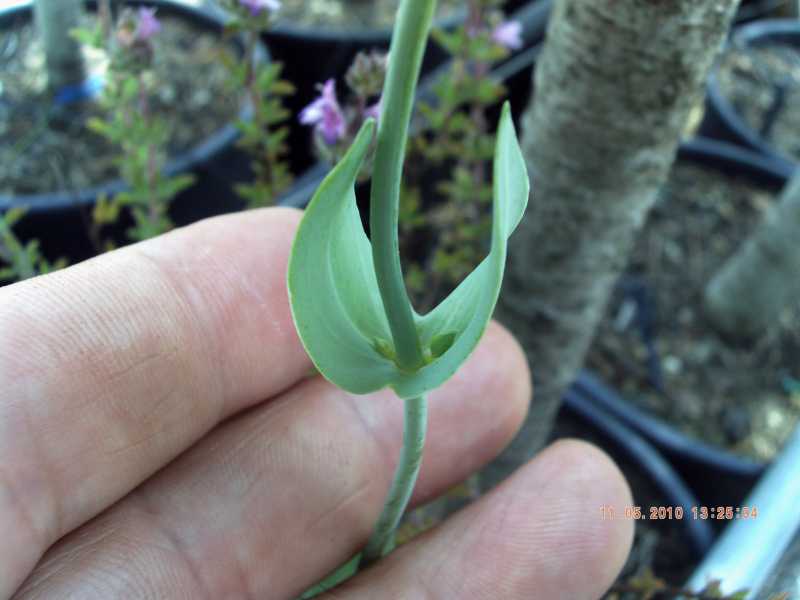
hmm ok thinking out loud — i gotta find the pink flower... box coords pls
[492,20,522,50]
[300,79,346,146]
[239,0,281,16]
[135,7,161,41]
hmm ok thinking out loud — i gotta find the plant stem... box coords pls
[245,29,276,205]
[361,394,428,567]
[369,0,437,371]
[139,80,159,231]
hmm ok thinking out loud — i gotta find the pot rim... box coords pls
[574,370,768,476]
[268,3,465,44]
[0,0,267,212]
[735,0,790,23]
[563,386,716,557]
[706,18,800,173]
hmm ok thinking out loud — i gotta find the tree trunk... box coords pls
[704,172,800,339]
[482,0,739,489]
[34,0,86,93]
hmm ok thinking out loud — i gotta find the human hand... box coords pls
[1,208,633,599]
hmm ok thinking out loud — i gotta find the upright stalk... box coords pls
[361,394,428,566]
[360,0,436,569]
[370,0,437,371]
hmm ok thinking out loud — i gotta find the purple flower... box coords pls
[135,7,161,41]
[300,79,346,146]
[239,0,281,16]
[492,20,522,50]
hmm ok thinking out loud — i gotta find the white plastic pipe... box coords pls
[686,423,800,598]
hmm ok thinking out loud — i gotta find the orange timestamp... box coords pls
[600,505,759,520]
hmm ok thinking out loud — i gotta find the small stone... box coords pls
[765,404,785,430]
[687,340,713,363]
[613,299,637,332]
[663,355,682,375]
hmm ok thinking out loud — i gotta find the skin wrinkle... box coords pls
[0,465,48,568]
[340,386,398,487]
[100,386,181,459]
[303,475,375,543]
[119,383,374,599]
[17,522,121,596]
[431,485,513,597]
[9,387,63,545]
[2,285,115,549]
[129,247,226,427]
[231,547,257,600]
[131,493,214,600]
[100,350,181,453]
[415,528,453,596]
[52,510,200,599]
[134,213,300,416]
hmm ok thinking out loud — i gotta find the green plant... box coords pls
[77,6,195,245]
[287,0,529,593]
[0,208,67,283]
[299,50,386,174]
[220,0,294,208]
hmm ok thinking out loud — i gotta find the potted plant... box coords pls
[460,27,800,591]
[0,0,322,279]
[405,41,776,594]
[702,18,800,173]
[405,20,779,512]
[576,132,798,510]
[440,0,795,531]
[557,386,715,592]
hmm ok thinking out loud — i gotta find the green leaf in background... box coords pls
[287,102,528,399]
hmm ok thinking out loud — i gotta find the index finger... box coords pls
[0,208,311,597]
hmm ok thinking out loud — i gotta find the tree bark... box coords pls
[704,172,800,339]
[34,0,86,93]
[482,0,739,489]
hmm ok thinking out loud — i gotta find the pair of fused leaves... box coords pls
[287,102,528,400]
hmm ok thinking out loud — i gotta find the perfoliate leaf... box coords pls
[288,102,528,399]
[395,102,528,397]
[288,119,397,394]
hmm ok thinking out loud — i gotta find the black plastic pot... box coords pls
[572,137,794,509]
[736,0,792,23]
[433,40,787,509]
[0,0,310,266]
[560,386,715,558]
[502,0,551,20]
[701,19,800,174]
